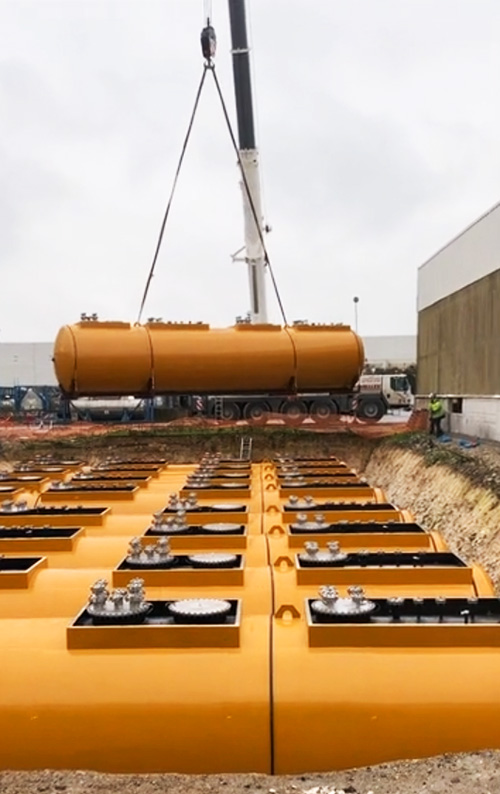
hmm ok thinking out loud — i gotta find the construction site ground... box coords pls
[1,751,500,794]
[2,413,500,792]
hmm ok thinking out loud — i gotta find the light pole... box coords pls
[353,296,359,333]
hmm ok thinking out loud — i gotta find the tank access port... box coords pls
[146,513,245,536]
[73,473,150,482]
[181,482,250,493]
[279,469,359,480]
[305,587,500,647]
[191,463,251,477]
[298,543,466,568]
[288,518,426,535]
[280,480,373,490]
[277,461,350,471]
[284,501,400,513]
[123,537,241,569]
[67,578,241,649]
[186,472,251,485]
[295,543,472,586]
[46,482,138,493]
[163,497,247,515]
[112,538,244,587]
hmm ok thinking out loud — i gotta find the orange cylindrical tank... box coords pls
[54,322,152,395]
[53,321,364,397]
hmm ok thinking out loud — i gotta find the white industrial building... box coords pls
[362,336,416,370]
[417,199,500,441]
[0,343,56,387]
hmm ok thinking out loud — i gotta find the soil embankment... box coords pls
[0,427,376,473]
[364,435,500,591]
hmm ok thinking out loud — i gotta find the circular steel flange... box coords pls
[211,503,245,511]
[201,522,242,533]
[168,598,232,623]
[188,552,238,568]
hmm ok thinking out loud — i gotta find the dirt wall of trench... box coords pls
[364,443,500,592]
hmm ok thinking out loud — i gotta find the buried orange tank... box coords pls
[53,320,364,398]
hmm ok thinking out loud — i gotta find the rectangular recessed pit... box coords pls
[305,597,500,647]
[67,599,241,649]
[41,485,139,502]
[113,554,244,587]
[295,551,471,585]
[285,522,432,550]
[180,487,251,499]
[144,524,247,549]
[281,505,407,525]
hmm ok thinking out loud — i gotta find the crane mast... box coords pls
[228,0,268,324]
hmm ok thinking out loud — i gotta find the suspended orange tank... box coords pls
[53,321,365,397]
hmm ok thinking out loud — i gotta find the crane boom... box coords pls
[228,0,268,324]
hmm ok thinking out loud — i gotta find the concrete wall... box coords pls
[448,398,500,442]
[418,268,500,395]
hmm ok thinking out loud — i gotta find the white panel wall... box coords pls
[363,335,416,367]
[418,201,500,311]
[0,343,56,387]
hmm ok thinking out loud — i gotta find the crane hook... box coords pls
[201,19,217,64]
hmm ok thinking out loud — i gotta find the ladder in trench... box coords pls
[239,436,253,460]
[213,397,224,420]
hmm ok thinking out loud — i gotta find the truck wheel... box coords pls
[243,401,269,421]
[357,398,385,421]
[310,399,338,421]
[280,400,308,419]
[220,401,240,420]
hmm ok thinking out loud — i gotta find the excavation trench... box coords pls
[1,428,500,790]
[3,426,499,590]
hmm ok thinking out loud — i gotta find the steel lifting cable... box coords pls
[136,66,208,323]
[210,67,289,328]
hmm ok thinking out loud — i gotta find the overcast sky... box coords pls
[1,0,500,342]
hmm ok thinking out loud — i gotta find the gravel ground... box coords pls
[1,752,500,794]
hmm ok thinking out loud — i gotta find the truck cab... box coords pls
[356,373,413,420]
